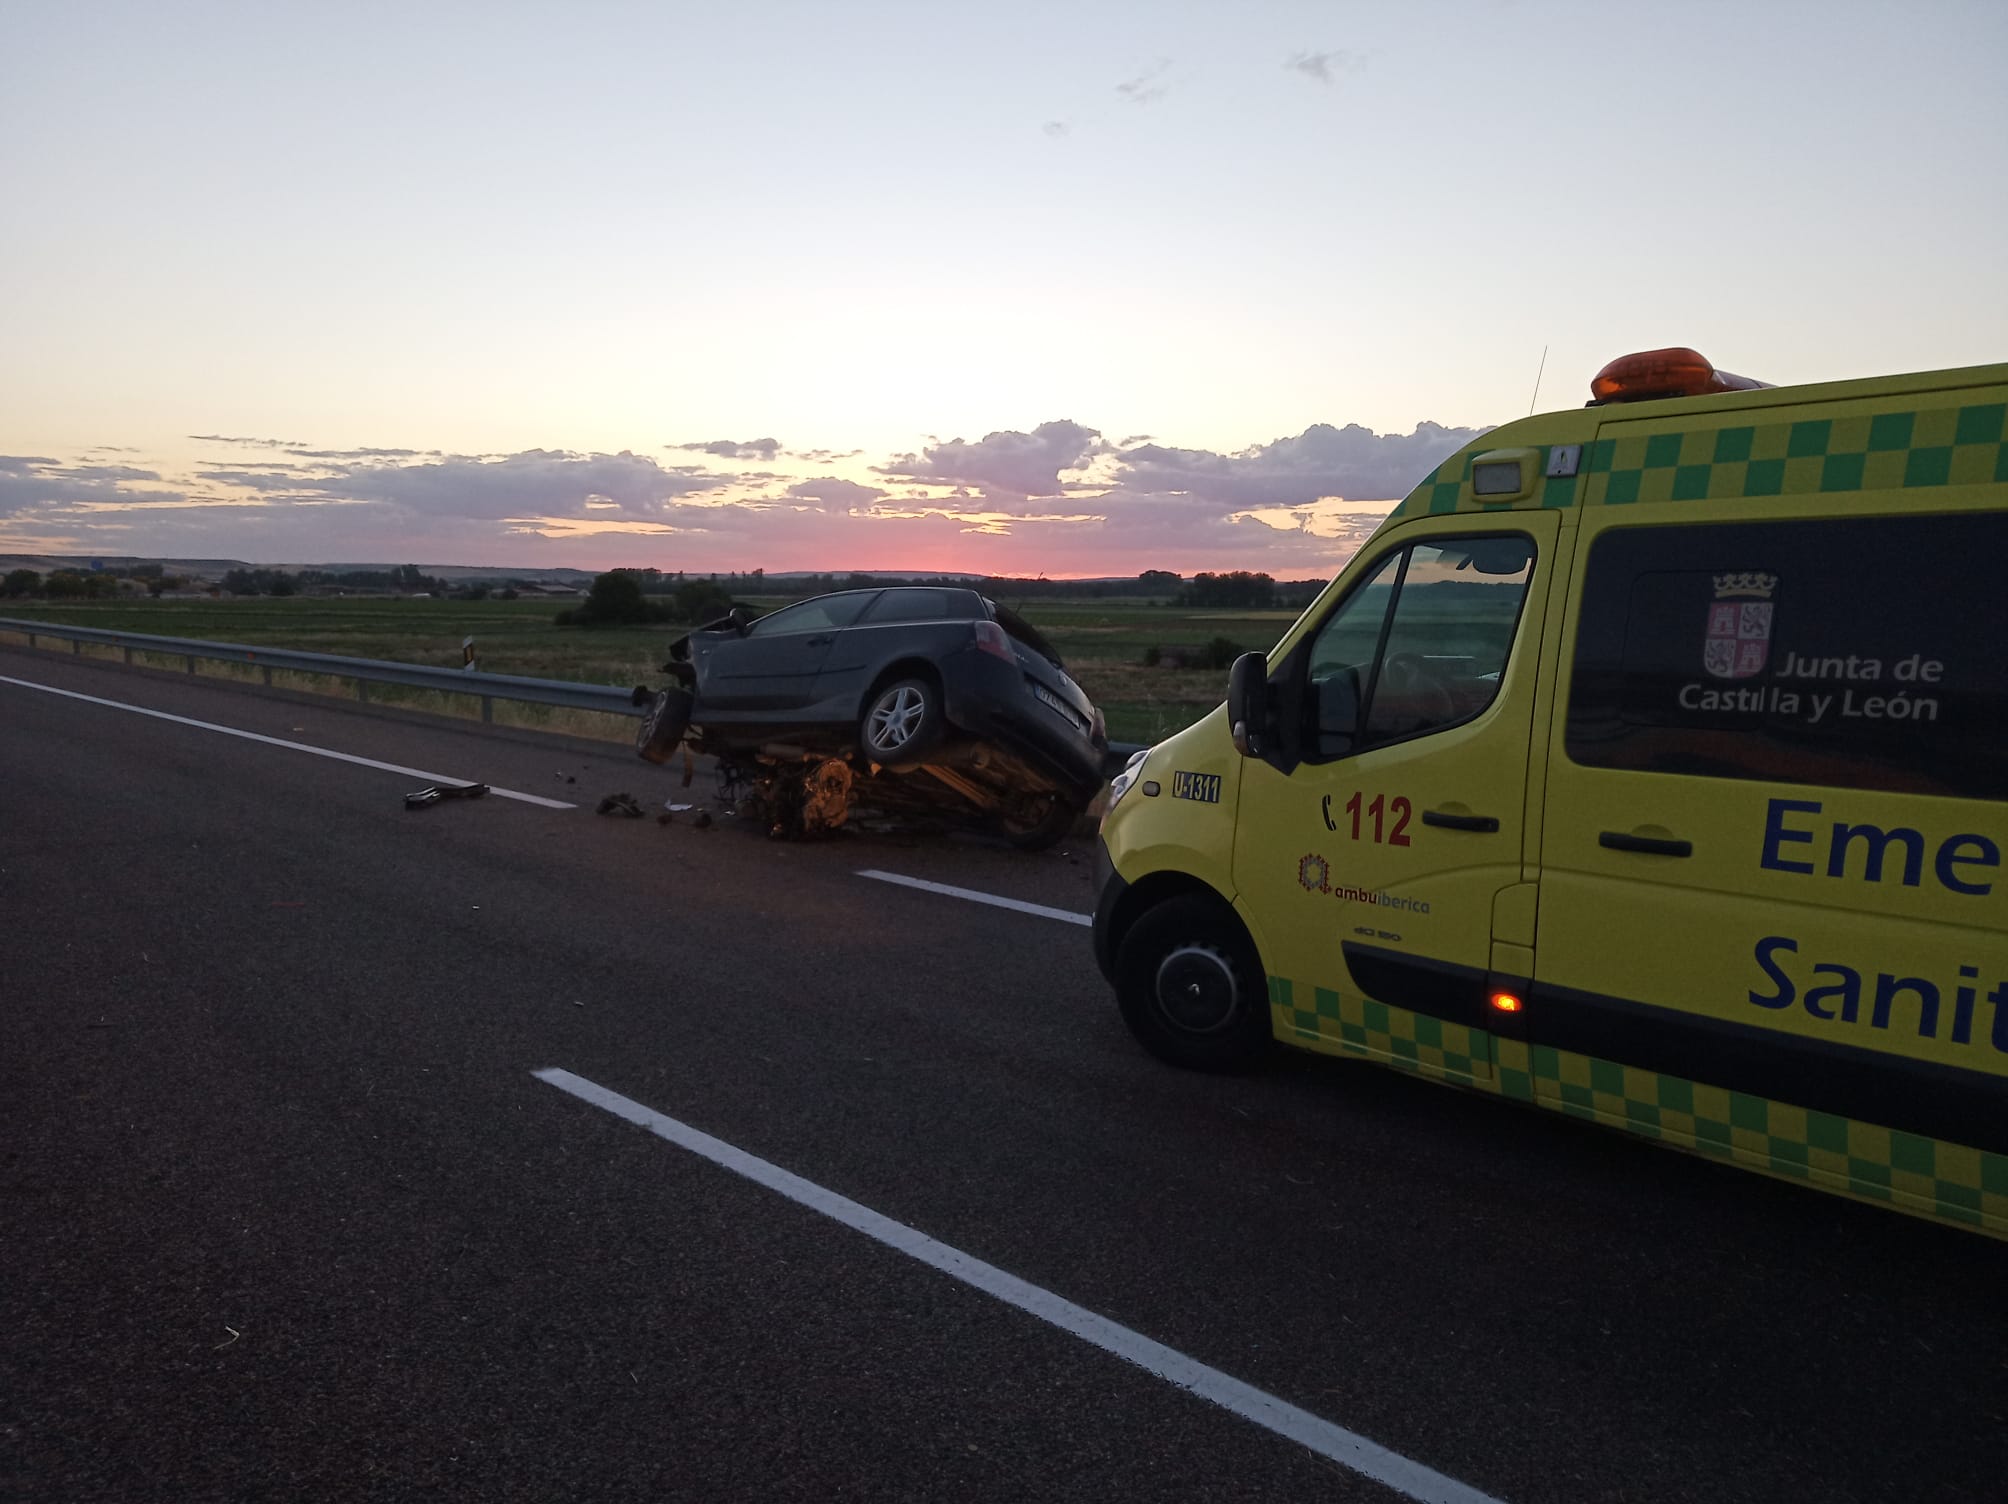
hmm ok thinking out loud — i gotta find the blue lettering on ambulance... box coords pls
[1759,798,1997,896]
[1748,936,2008,1052]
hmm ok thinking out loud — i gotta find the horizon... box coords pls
[4,2,2002,578]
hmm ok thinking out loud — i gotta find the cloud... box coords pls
[1285,50,1363,84]
[1116,60,1171,105]
[0,457,183,515]
[785,478,888,509]
[189,434,308,448]
[306,449,737,520]
[1042,120,1070,138]
[876,420,1105,500]
[1111,420,1486,510]
[674,437,781,461]
[286,446,428,460]
[786,448,863,463]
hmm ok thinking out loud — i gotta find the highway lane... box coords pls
[3,645,2005,1503]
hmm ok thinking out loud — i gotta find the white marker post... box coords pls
[462,635,476,672]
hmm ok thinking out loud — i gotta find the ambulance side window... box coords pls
[1564,513,2007,800]
[1302,533,1536,762]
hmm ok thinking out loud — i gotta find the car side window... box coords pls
[1303,533,1536,760]
[746,592,878,637]
[860,589,963,624]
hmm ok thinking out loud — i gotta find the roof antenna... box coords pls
[1528,344,1549,416]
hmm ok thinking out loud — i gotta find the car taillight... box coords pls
[973,621,1016,661]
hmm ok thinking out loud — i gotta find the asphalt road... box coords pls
[3,643,2004,1504]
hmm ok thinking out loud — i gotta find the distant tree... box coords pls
[671,578,734,622]
[563,569,653,627]
[2,568,40,598]
[222,569,261,596]
[43,570,90,599]
[268,574,297,597]
[496,587,519,601]
[1177,571,1276,609]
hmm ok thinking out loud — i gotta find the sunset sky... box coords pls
[4,0,2003,578]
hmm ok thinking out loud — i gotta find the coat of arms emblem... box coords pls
[1704,572,1777,680]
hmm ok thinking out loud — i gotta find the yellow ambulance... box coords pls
[1092,348,2007,1236]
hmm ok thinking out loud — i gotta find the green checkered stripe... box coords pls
[1385,398,2007,519]
[1583,401,2007,506]
[1387,448,1589,519]
[1499,1038,2008,1233]
[1267,976,1489,1087]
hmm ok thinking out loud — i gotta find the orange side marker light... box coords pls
[1489,991,1524,1014]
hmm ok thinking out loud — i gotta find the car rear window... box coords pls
[990,604,1064,667]
[859,589,970,624]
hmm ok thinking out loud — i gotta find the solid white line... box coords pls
[0,674,577,809]
[855,868,1092,927]
[531,1067,1505,1504]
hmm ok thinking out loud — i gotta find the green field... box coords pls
[0,595,1314,744]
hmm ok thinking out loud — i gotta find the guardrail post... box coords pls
[72,638,80,655]
[123,646,133,666]
[481,695,493,724]
[356,678,368,703]
[186,654,196,675]
[262,665,272,686]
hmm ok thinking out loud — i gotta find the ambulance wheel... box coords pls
[1114,894,1272,1072]
[636,687,693,764]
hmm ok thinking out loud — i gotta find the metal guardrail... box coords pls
[0,616,1151,766]
[0,617,639,723]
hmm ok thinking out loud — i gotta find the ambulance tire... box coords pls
[1114,894,1273,1073]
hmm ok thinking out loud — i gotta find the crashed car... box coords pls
[631,586,1109,849]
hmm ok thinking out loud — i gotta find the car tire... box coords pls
[859,677,942,766]
[997,794,1081,852]
[636,687,694,764]
[1114,893,1273,1072]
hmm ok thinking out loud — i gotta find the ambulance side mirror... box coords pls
[1227,652,1268,757]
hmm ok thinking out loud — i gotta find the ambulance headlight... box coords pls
[1105,748,1151,811]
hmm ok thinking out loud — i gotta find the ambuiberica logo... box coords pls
[1296,854,1431,914]
[1703,571,1777,680]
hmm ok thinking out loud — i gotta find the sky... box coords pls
[3,0,2003,579]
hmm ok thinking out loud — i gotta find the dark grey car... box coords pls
[633,586,1108,848]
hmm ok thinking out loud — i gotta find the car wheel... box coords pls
[997,793,1080,851]
[859,678,942,766]
[636,687,693,764]
[1114,894,1273,1072]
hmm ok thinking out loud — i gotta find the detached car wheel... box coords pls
[1114,894,1273,1072]
[860,678,942,766]
[635,687,693,764]
[997,794,1081,852]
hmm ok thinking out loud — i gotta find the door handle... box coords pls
[805,635,834,646]
[1421,809,1499,832]
[1599,831,1693,857]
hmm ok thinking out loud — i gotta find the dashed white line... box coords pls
[533,1067,1503,1504]
[856,868,1092,927]
[0,674,577,809]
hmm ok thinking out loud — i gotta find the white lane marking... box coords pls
[532,1067,1504,1504]
[0,674,577,809]
[856,868,1092,927]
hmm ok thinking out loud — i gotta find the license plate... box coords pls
[1032,682,1084,729]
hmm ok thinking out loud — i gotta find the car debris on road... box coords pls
[403,781,489,810]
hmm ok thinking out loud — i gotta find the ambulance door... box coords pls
[1535,501,2008,1163]
[1230,512,1560,1079]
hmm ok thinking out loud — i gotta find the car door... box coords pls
[1230,514,1560,1085]
[806,588,973,720]
[699,592,880,714]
